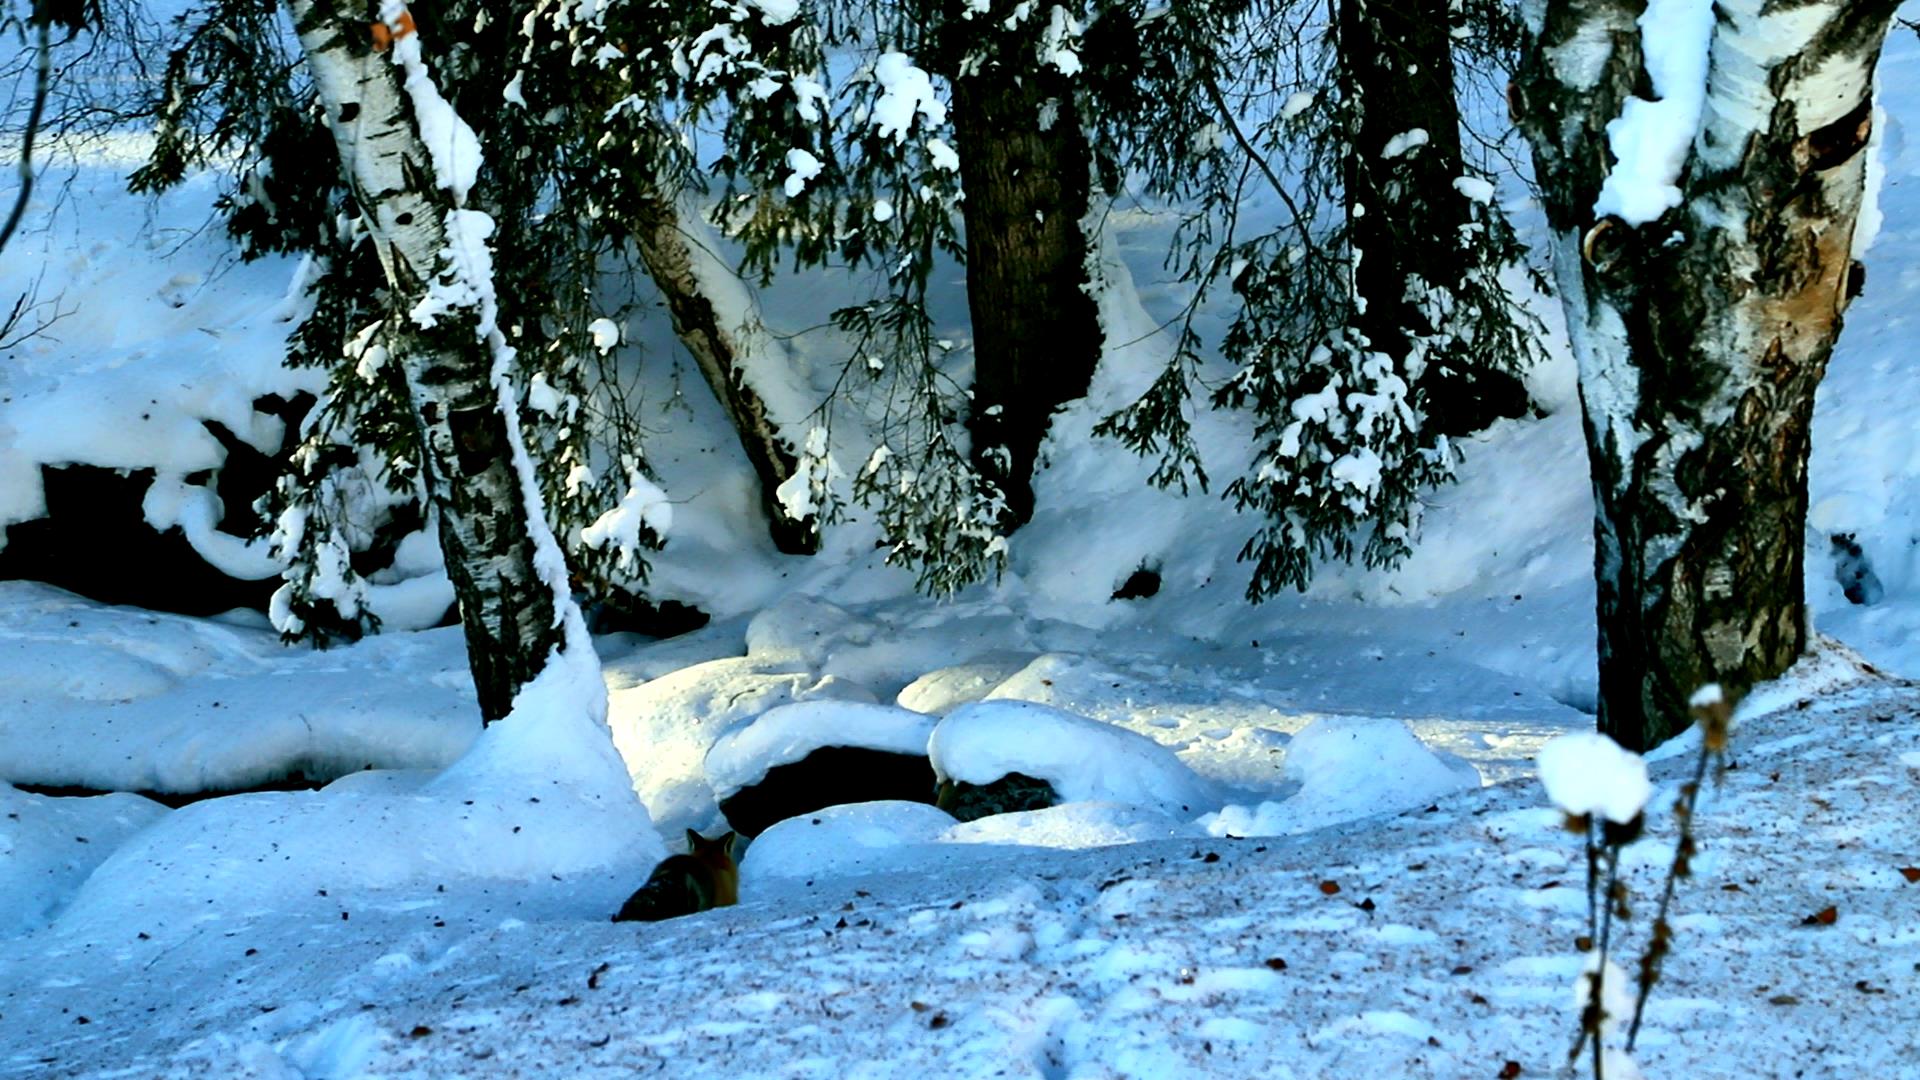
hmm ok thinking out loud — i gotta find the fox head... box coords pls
[685,828,737,863]
[685,829,740,906]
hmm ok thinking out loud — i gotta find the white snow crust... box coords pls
[704,700,936,798]
[929,700,1215,817]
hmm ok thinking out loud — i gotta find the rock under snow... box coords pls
[607,656,877,836]
[1202,716,1480,837]
[929,700,1215,819]
[707,702,936,798]
[740,800,959,883]
[894,653,1036,715]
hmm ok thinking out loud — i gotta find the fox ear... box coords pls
[685,828,702,849]
[721,831,738,856]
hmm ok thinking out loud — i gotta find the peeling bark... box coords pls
[291,0,562,722]
[1519,0,1899,749]
[951,68,1103,531]
[627,197,818,555]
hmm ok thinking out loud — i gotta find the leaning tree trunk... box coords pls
[627,195,818,555]
[951,67,1104,531]
[1517,0,1898,750]
[1340,0,1528,436]
[292,0,563,722]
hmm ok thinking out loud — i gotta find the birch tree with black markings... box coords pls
[288,0,576,721]
[1516,0,1900,750]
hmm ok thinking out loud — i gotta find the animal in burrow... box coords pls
[612,830,740,922]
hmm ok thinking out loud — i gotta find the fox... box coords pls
[612,830,740,922]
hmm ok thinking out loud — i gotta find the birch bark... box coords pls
[626,195,819,555]
[289,0,565,722]
[1518,0,1898,748]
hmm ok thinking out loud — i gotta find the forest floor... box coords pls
[2,14,1919,1080]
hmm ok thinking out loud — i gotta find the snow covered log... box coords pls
[1517,0,1900,748]
[289,1,563,721]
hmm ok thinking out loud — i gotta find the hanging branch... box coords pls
[0,9,54,255]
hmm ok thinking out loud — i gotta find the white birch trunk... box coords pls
[289,0,567,722]
[1518,0,1898,748]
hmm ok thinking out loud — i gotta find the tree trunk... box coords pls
[291,0,563,722]
[1341,0,1529,436]
[627,196,818,555]
[951,69,1103,531]
[1517,0,1897,749]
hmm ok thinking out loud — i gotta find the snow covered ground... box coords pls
[2,17,1919,1080]
[2,647,1914,1078]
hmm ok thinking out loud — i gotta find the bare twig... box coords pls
[0,13,52,255]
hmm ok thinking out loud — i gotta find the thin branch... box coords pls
[0,15,53,255]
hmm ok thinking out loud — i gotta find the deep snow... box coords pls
[0,14,1918,1080]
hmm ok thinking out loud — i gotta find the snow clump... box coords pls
[929,700,1213,817]
[1536,732,1651,823]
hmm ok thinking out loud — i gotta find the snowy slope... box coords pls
[2,658,1913,1078]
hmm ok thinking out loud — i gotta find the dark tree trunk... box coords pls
[1517,0,1898,750]
[628,196,818,555]
[1342,0,1528,436]
[293,0,563,723]
[951,69,1103,531]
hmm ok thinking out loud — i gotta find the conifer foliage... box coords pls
[1087,0,1543,599]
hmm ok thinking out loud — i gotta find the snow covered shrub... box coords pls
[1538,687,1733,1078]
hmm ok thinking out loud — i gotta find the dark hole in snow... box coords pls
[1111,566,1161,601]
[586,593,711,638]
[0,393,324,619]
[934,772,1058,823]
[718,746,938,837]
[1830,533,1883,605]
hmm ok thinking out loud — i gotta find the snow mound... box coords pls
[744,593,876,665]
[0,583,480,793]
[705,701,936,799]
[0,784,169,937]
[58,654,662,941]
[746,594,1037,700]
[941,802,1202,848]
[894,653,1035,715]
[740,800,958,882]
[57,782,661,941]
[607,656,876,835]
[1202,716,1479,837]
[929,700,1215,817]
